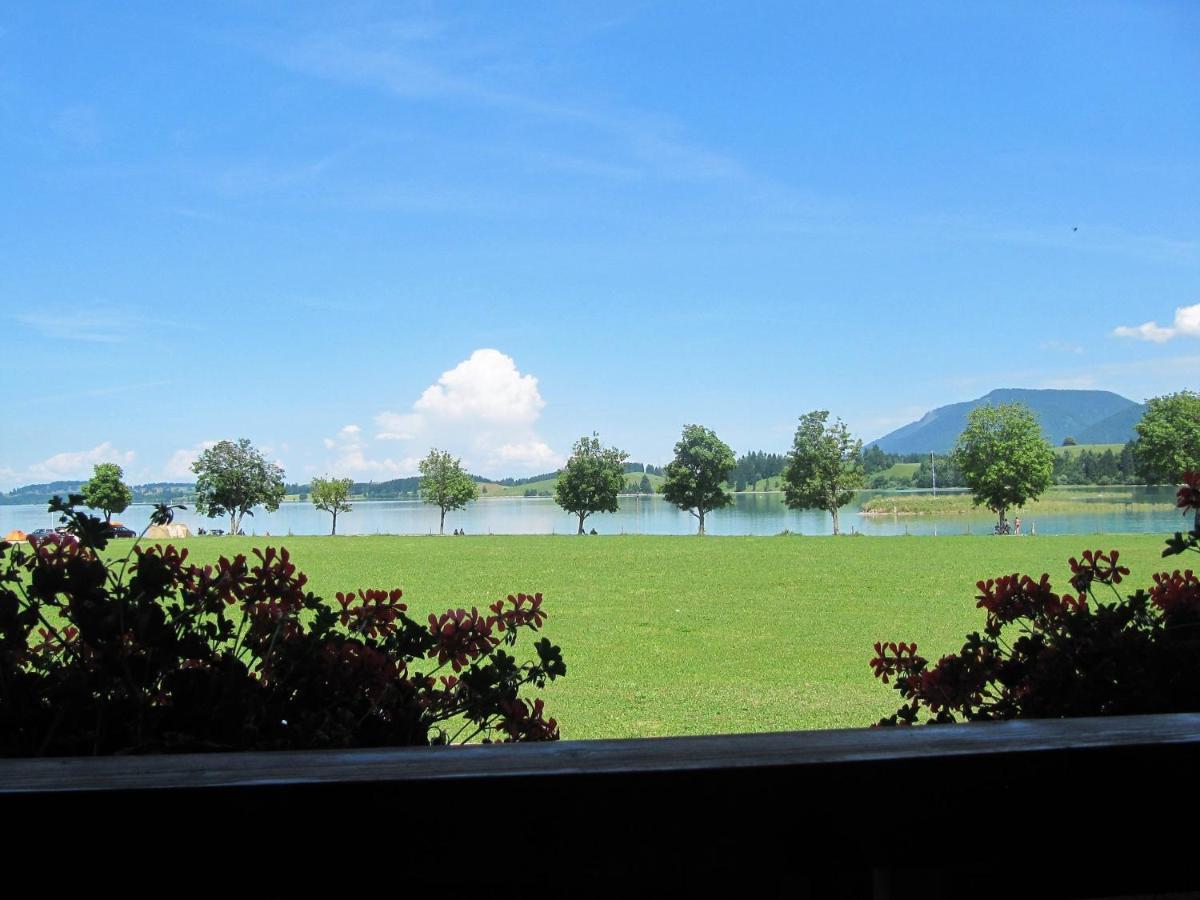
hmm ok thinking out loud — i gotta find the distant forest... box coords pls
[862,442,1144,489]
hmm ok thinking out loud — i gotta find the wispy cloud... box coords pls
[1114,302,1200,343]
[12,306,200,343]
[18,380,173,406]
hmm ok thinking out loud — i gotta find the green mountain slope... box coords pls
[870,389,1143,454]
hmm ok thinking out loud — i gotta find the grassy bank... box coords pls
[146,532,1171,738]
[860,488,1172,517]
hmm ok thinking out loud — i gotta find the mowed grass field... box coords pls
[154,533,1170,738]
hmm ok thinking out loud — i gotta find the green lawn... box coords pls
[152,532,1172,739]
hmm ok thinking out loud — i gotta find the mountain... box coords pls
[870,389,1144,454]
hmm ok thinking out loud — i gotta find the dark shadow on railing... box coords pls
[3,713,1198,898]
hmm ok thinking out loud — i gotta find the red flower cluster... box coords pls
[428,607,500,671]
[489,592,547,631]
[1148,569,1200,617]
[873,514,1200,726]
[869,641,924,684]
[1068,549,1130,593]
[975,573,1085,632]
[0,496,566,754]
[1178,471,1200,512]
[498,697,559,742]
[336,588,407,637]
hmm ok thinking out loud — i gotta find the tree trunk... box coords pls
[439,507,446,536]
[831,506,840,536]
[230,512,238,535]
[997,508,1007,531]
[698,509,706,536]
[331,510,337,536]
[577,512,586,535]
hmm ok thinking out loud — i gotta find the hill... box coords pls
[869,389,1144,454]
[0,481,196,506]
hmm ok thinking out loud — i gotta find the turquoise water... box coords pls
[0,487,1185,537]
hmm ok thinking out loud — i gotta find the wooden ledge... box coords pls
[3,711,1198,795]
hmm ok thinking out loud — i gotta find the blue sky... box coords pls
[1,1,1198,488]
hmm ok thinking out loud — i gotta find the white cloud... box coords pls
[371,349,561,475]
[3,443,137,487]
[411,348,545,424]
[1114,303,1200,343]
[322,423,418,478]
[164,441,218,480]
[489,440,561,470]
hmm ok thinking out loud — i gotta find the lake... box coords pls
[0,487,1186,538]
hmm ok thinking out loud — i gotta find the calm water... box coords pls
[0,487,1185,537]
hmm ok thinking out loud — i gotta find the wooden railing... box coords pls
[3,713,1198,897]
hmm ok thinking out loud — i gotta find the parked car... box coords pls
[109,525,136,538]
[28,528,78,548]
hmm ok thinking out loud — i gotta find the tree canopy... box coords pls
[310,476,354,535]
[951,403,1054,526]
[1133,390,1200,484]
[555,434,629,534]
[782,411,864,535]
[81,462,132,523]
[660,424,735,535]
[418,449,478,535]
[191,438,286,535]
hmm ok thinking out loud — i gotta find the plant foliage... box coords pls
[1134,390,1200,485]
[951,402,1054,526]
[81,462,132,523]
[0,497,565,756]
[418,449,478,535]
[871,473,1200,725]
[782,411,864,535]
[310,476,353,535]
[192,438,286,535]
[555,434,629,534]
[661,425,735,535]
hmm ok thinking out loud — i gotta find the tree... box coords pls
[418,449,478,535]
[951,403,1054,528]
[554,434,628,534]
[661,425,735,535]
[191,438,286,535]
[81,462,132,523]
[1133,390,1200,485]
[310,476,354,535]
[782,411,865,535]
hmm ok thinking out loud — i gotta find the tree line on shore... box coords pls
[40,390,1200,536]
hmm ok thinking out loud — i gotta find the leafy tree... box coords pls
[310,475,353,535]
[555,434,628,534]
[1062,436,1077,446]
[951,403,1054,528]
[192,439,286,535]
[81,462,132,523]
[782,411,865,535]
[661,425,735,535]
[862,444,891,475]
[1133,390,1200,484]
[639,474,652,494]
[418,449,478,535]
